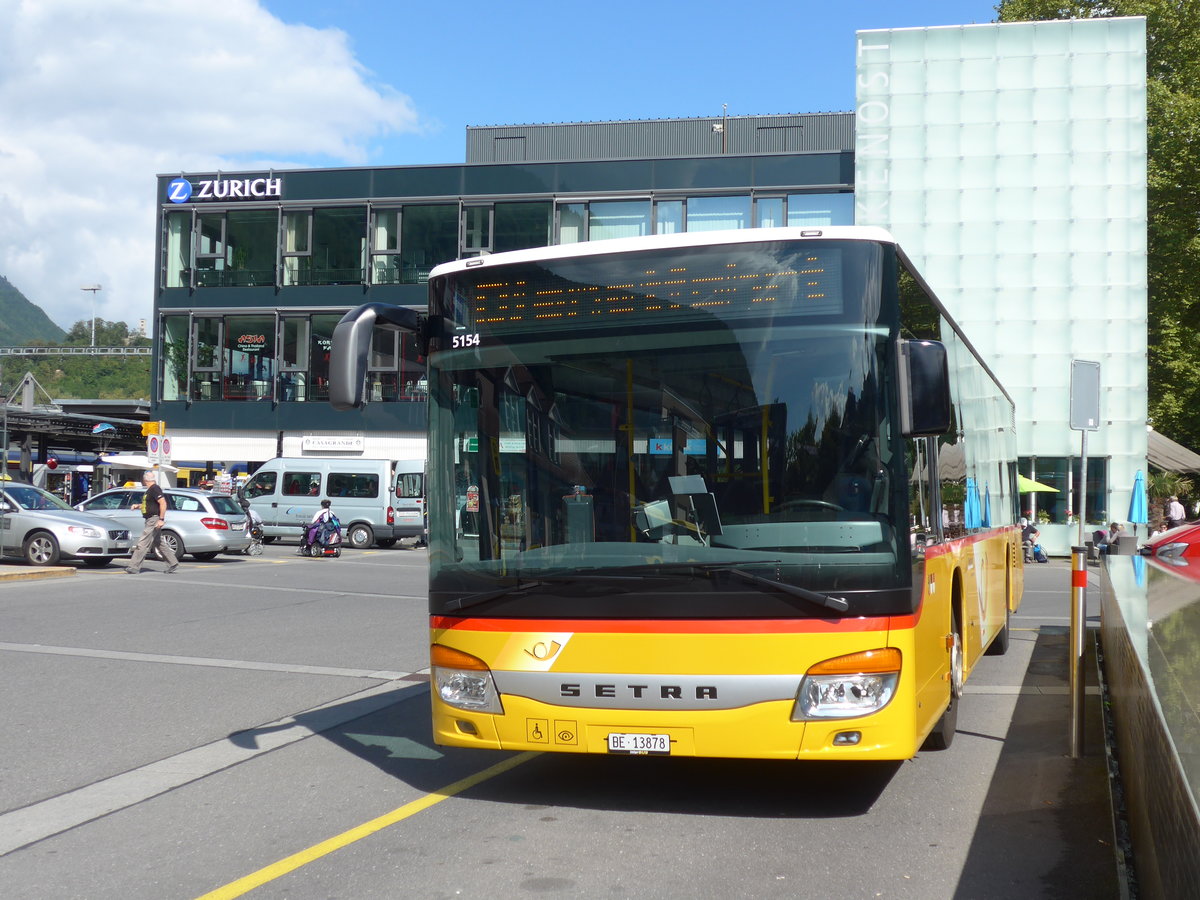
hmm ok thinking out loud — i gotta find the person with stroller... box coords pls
[299,499,340,556]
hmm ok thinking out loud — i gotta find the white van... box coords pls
[243,457,424,549]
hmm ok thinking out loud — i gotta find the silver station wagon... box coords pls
[0,483,133,567]
[76,487,250,561]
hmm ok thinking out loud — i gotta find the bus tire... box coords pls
[924,614,962,751]
[987,555,1013,656]
[987,604,1010,656]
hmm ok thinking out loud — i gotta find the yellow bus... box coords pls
[332,226,1021,760]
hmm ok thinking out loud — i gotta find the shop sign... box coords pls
[168,176,283,204]
[301,435,365,452]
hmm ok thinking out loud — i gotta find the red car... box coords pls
[1141,521,1200,580]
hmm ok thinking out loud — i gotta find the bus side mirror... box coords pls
[898,339,951,437]
[330,303,425,410]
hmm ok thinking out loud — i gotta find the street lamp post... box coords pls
[80,284,102,347]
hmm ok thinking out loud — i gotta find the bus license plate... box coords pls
[607,732,670,755]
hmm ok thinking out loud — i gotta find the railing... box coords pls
[0,347,151,356]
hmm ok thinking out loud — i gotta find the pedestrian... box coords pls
[125,470,179,574]
[1166,495,1186,529]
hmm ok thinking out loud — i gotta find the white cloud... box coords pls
[0,0,421,333]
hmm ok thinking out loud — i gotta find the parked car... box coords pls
[0,483,134,567]
[76,487,249,560]
[1140,521,1200,581]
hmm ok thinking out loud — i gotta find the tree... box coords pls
[996,1,1200,452]
[62,318,150,348]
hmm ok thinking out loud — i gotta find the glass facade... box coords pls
[156,180,853,413]
[854,18,1147,554]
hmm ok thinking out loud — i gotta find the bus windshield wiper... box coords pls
[721,568,849,613]
[569,561,850,613]
[443,561,848,615]
[444,572,646,613]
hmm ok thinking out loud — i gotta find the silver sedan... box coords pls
[0,483,133,567]
[76,487,250,560]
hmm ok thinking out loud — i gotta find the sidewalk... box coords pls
[0,562,75,582]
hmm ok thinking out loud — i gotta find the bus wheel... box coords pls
[987,604,1011,656]
[924,618,962,751]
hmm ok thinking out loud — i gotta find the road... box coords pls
[0,545,1117,899]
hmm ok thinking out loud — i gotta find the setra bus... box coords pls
[330,226,1022,760]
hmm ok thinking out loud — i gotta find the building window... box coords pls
[282,210,312,286]
[686,195,751,231]
[400,205,457,283]
[589,200,651,241]
[463,205,491,257]
[1019,456,1108,526]
[223,315,276,400]
[193,209,278,287]
[308,315,340,401]
[191,317,222,401]
[755,197,785,228]
[558,203,587,243]
[311,207,367,285]
[655,200,683,235]
[279,317,309,401]
[161,316,189,401]
[163,211,190,288]
[787,192,854,226]
[494,202,552,253]
[370,209,402,284]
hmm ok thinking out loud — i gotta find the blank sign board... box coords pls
[1069,360,1101,432]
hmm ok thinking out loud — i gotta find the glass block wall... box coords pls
[855,18,1147,554]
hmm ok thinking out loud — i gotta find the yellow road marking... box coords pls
[195,751,539,899]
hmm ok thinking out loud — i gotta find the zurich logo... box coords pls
[167,178,193,203]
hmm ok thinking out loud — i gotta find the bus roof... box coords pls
[427,225,898,279]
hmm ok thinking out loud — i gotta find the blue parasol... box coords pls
[1128,469,1148,536]
[91,423,115,434]
[964,477,982,530]
[982,483,992,528]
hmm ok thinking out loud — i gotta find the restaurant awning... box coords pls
[1148,428,1200,473]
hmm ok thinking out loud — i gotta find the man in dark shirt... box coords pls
[125,470,179,574]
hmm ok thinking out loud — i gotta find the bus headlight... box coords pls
[792,648,901,720]
[431,644,504,714]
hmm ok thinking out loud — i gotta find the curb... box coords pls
[0,566,76,582]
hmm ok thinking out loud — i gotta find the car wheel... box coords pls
[347,524,373,549]
[191,551,219,562]
[158,530,183,560]
[23,532,61,566]
[82,557,112,568]
[262,536,276,544]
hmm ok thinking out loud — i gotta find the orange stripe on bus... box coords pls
[430,615,913,634]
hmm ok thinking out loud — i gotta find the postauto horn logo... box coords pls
[167,176,282,203]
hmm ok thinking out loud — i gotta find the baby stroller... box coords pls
[243,509,265,556]
[236,488,264,556]
[300,512,342,557]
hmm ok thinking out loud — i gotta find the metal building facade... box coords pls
[466,113,855,163]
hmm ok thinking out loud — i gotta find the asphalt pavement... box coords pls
[0,551,1125,897]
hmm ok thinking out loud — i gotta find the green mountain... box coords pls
[0,275,68,345]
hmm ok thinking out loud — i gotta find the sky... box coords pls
[0,0,999,334]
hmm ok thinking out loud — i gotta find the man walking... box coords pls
[1166,495,1187,529]
[125,470,179,574]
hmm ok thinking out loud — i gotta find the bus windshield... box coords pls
[426,238,912,619]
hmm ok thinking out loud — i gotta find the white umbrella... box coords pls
[99,455,179,473]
